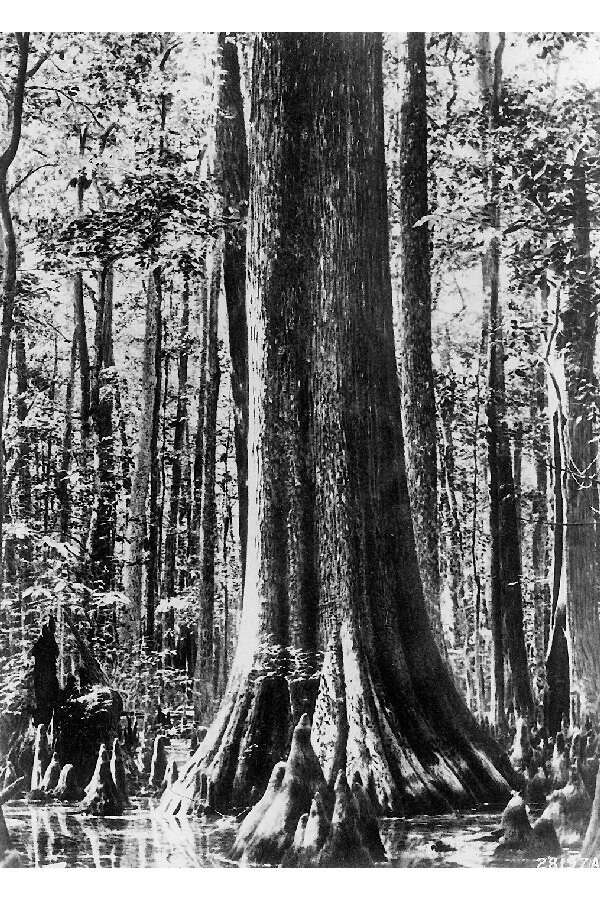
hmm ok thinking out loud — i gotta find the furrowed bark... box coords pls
[561,152,600,725]
[161,33,513,818]
[398,32,445,654]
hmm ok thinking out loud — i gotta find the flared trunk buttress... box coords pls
[160,33,512,819]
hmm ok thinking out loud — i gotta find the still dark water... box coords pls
[4,800,579,868]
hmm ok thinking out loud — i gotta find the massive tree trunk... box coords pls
[123,270,160,642]
[398,32,445,654]
[0,33,29,577]
[161,33,513,818]
[214,34,249,581]
[560,152,600,725]
[478,32,533,725]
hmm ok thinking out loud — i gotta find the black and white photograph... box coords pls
[1,21,600,870]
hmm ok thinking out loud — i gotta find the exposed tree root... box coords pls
[230,713,327,864]
[160,627,513,819]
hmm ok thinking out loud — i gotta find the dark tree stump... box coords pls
[55,686,122,787]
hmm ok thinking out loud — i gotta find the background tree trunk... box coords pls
[545,283,570,734]
[124,269,160,642]
[163,267,190,599]
[58,329,77,541]
[89,265,116,589]
[478,31,533,724]
[0,32,29,579]
[145,271,163,648]
[214,34,249,583]
[193,239,221,717]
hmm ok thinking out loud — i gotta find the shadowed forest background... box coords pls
[1,31,600,868]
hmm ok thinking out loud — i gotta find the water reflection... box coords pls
[3,801,577,868]
[5,800,238,868]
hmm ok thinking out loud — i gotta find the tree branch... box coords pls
[8,162,58,197]
[28,85,103,129]
[26,37,54,80]
[0,33,30,178]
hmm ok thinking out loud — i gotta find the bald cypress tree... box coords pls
[161,32,512,818]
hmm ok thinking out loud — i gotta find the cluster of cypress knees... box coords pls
[3,705,600,866]
[492,714,600,860]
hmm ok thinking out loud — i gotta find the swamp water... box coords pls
[3,801,583,867]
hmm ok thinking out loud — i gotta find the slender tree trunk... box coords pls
[89,265,116,588]
[398,32,445,654]
[145,272,163,648]
[531,285,550,715]
[163,268,190,598]
[194,239,221,716]
[13,327,31,520]
[162,32,513,818]
[214,34,249,582]
[44,338,58,533]
[189,282,209,566]
[124,269,160,642]
[58,329,77,541]
[478,31,533,724]
[0,33,29,578]
[73,129,92,560]
[545,282,570,734]
[438,335,468,651]
[513,420,523,543]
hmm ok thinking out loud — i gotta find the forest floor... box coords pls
[3,801,580,868]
